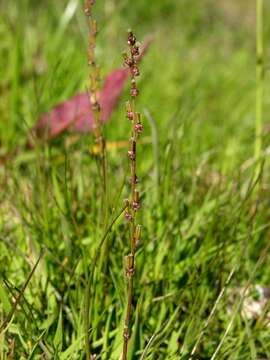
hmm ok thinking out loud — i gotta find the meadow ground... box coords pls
[1,0,270,359]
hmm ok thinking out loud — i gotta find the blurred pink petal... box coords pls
[32,37,152,142]
[33,68,129,140]
[34,93,91,138]
[71,68,129,132]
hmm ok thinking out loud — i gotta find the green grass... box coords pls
[1,0,270,359]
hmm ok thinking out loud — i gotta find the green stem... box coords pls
[255,0,264,172]
[84,204,127,358]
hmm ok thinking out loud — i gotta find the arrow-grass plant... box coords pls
[122,30,143,360]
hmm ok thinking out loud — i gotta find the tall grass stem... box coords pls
[255,0,264,176]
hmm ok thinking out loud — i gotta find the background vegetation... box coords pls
[1,0,270,358]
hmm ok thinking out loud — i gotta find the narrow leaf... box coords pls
[53,306,63,351]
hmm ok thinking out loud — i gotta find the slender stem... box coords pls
[85,1,107,205]
[189,267,235,359]
[84,3,109,358]
[123,266,134,359]
[0,250,44,334]
[255,0,264,174]
[210,241,270,360]
[84,204,128,358]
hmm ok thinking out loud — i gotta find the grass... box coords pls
[1,0,270,359]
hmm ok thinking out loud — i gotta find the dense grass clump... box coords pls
[1,0,270,359]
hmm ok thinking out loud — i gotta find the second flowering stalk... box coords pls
[122,31,143,360]
[85,0,107,198]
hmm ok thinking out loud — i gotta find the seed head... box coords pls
[132,190,140,210]
[129,175,139,184]
[132,201,140,211]
[128,150,135,160]
[131,66,140,77]
[91,100,101,112]
[126,111,134,120]
[135,224,142,247]
[134,122,143,133]
[84,0,96,16]
[127,31,136,46]
[131,46,140,56]
[84,8,91,16]
[123,55,134,67]
[130,87,139,97]
[125,212,132,221]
